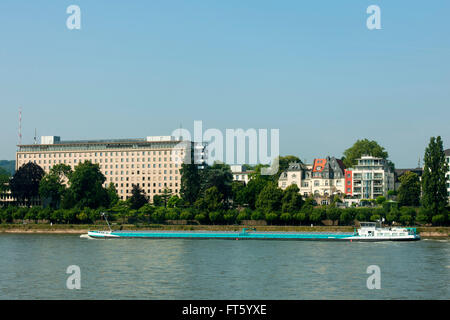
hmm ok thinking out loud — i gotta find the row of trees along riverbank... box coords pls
[0,137,448,226]
[0,202,447,226]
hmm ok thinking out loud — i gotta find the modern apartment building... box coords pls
[16,135,205,202]
[349,155,394,200]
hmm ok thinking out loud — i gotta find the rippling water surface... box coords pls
[0,234,448,299]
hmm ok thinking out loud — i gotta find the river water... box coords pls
[0,234,448,299]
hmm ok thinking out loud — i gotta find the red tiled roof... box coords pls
[312,159,327,172]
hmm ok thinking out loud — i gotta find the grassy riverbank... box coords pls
[0,223,448,238]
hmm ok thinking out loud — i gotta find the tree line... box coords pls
[0,137,448,226]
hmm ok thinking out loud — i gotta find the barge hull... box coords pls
[86,231,420,241]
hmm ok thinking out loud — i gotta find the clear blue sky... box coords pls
[1,0,449,168]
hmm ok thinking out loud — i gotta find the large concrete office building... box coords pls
[16,135,205,202]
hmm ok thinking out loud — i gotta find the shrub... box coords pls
[152,207,167,223]
[51,209,64,223]
[224,210,238,224]
[250,210,264,220]
[208,211,222,224]
[180,210,193,220]
[415,213,429,224]
[166,208,180,220]
[310,208,325,224]
[13,207,28,220]
[280,212,292,224]
[63,209,77,224]
[399,214,412,225]
[370,214,381,222]
[194,213,207,224]
[431,214,446,226]
[386,208,399,224]
[38,207,52,221]
[326,207,341,221]
[236,211,249,223]
[293,212,307,225]
[76,212,89,223]
[339,211,353,225]
[265,212,278,225]
[376,196,386,205]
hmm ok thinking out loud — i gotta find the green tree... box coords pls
[106,182,120,207]
[129,184,148,209]
[50,164,73,180]
[160,188,173,208]
[293,211,307,225]
[166,208,180,220]
[422,136,448,220]
[180,209,193,220]
[167,195,182,208]
[416,207,431,224]
[236,210,250,223]
[265,212,278,225]
[386,207,400,225]
[194,212,207,224]
[342,139,390,168]
[387,190,398,201]
[0,167,10,200]
[339,211,353,225]
[200,162,233,205]
[10,162,45,206]
[280,212,293,224]
[281,184,303,213]
[151,207,167,223]
[224,209,238,224]
[431,214,446,226]
[208,211,222,224]
[256,182,283,213]
[375,196,386,205]
[231,181,246,207]
[152,195,163,207]
[39,168,71,209]
[180,162,201,205]
[67,161,109,209]
[397,171,421,207]
[326,207,341,222]
[242,175,270,209]
[203,186,224,212]
[310,208,325,224]
[250,210,265,220]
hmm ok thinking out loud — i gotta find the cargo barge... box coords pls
[82,221,420,242]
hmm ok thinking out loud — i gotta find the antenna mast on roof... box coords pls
[18,107,22,146]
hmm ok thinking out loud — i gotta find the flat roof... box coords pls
[17,139,193,153]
